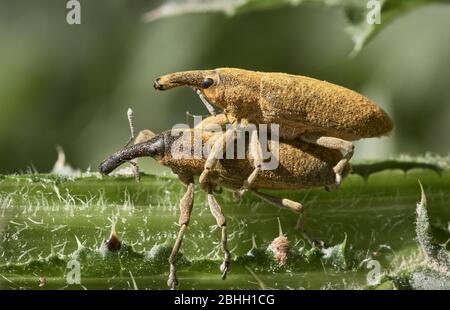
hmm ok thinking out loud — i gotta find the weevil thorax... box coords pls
[211,68,262,121]
[157,128,208,178]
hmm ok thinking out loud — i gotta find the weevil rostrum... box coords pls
[153,68,393,191]
[99,114,351,289]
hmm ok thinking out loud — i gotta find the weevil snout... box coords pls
[99,136,165,175]
[153,78,164,90]
[99,154,125,175]
[153,70,217,91]
[154,70,223,115]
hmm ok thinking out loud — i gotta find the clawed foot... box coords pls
[312,239,326,248]
[295,220,326,248]
[167,265,178,290]
[167,275,178,290]
[298,229,325,248]
[220,259,231,280]
[220,250,231,280]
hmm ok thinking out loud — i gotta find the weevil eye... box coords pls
[201,78,214,89]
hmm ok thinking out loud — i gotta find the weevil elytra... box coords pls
[153,68,393,191]
[99,114,350,289]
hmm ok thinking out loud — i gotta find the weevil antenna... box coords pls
[124,108,136,148]
[195,88,216,116]
[122,108,141,181]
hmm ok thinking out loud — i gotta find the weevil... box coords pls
[153,68,393,191]
[99,114,350,289]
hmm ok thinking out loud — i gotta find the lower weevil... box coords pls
[99,114,350,289]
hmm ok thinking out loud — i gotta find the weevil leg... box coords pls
[127,160,140,183]
[250,190,304,230]
[238,128,263,195]
[122,108,138,180]
[207,185,231,280]
[300,134,354,188]
[167,179,195,290]
[199,126,236,188]
[250,190,324,247]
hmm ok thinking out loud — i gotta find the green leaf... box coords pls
[372,181,450,289]
[143,0,449,55]
[321,233,347,270]
[416,181,450,276]
[1,162,450,289]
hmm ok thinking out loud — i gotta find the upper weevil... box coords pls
[153,68,394,191]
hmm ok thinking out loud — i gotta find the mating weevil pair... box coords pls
[154,68,393,191]
[99,113,351,289]
[99,68,393,289]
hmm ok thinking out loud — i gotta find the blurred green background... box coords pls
[0,0,449,174]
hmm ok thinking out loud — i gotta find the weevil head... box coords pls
[154,68,261,115]
[153,70,217,91]
[98,135,165,175]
